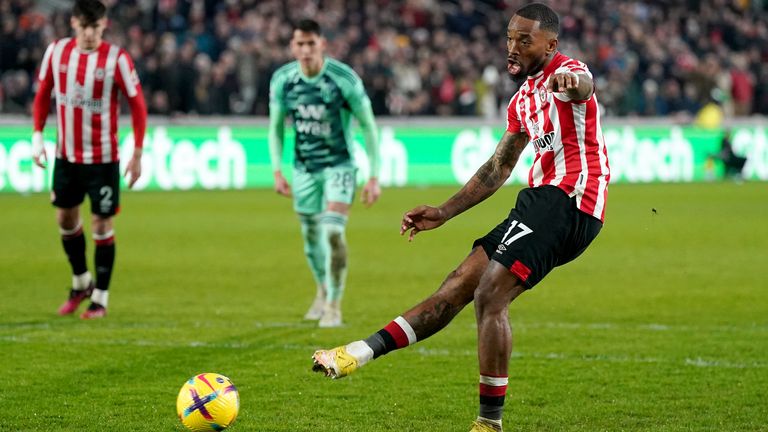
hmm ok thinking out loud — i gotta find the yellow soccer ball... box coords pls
[176,373,240,431]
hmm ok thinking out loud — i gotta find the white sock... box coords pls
[345,340,374,366]
[90,288,109,307]
[72,271,92,290]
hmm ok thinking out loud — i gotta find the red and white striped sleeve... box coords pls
[32,42,56,132]
[552,59,594,102]
[555,58,592,78]
[114,49,147,150]
[506,92,523,134]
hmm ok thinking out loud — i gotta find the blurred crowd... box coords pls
[1,0,767,120]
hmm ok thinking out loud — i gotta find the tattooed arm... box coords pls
[440,131,529,219]
[400,131,529,241]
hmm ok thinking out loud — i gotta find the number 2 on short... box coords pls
[501,220,533,245]
[99,186,113,209]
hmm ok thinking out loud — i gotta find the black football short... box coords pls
[51,158,120,216]
[473,185,602,289]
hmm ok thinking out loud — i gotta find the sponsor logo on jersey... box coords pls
[297,104,326,120]
[57,91,104,112]
[295,120,331,136]
[532,131,556,152]
[295,104,330,137]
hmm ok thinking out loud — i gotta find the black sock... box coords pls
[364,318,416,359]
[478,399,504,422]
[87,302,104,310]
[95,241,115,292]
[363,332,390,359]
[479,375,508,422]
[62,229,87,276]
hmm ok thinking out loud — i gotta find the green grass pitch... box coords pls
[1,182,766,431]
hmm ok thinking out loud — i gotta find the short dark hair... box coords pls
[73,0,107,25]
[515,3,559,34]
[295,19,322,36]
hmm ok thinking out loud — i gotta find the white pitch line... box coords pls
[511,321,768,334]
[411,347,768,370]
[0,334,315,350]
[1,334,765,370]
[0,320,319,331]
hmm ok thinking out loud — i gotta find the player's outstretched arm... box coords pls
[439,131,528,218]
[401,131,528,241]
[546,72,593,101]
[400,205,448,242]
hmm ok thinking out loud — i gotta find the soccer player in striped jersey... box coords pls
[269,19,380,328]
[312,4,609,431]
[31,0,147,319]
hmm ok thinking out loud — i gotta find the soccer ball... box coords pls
[176,373,240,431]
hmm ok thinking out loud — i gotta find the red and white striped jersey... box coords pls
[34,38,146,164]
[507,52,610,222]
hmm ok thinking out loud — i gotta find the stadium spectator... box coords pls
[2,0,767,118]
[30,0,147,319]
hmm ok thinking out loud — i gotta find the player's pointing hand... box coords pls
[400,205,448,242]
[546,71,579,92]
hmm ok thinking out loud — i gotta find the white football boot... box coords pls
[318,301,342,328]
[304,297,325,320]
[303,285,326,320]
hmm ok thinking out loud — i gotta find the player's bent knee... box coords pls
[325,201,350,215]
[56,208,80,228]
[91,215,114,234]
[474,284,504,316]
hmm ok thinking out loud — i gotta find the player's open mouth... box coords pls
[508,60,522,75]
